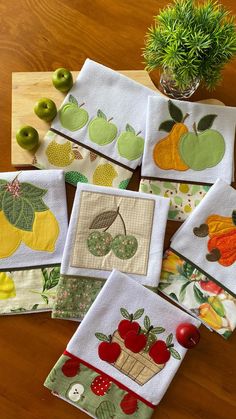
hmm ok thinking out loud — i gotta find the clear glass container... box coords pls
[159,67,200,99]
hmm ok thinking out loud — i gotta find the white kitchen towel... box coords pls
[60,183,170,287]
[140,96,236,221]
[40,59,160,172]
[0,170,68,270]
[45,270,200,416]
[170,178,236,296]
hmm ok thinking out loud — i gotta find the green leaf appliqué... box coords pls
[120,307,130,319]
[126,123,135,133]
[159,119,176,132]
[169,347,181,360]
[197,114,217,131]
[97,109,107,120]
[133,308,144,320]
[69,94,78,106]
[168,100,183,122]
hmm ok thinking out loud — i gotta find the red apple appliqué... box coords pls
[118,319,140,339]
[120,393,138,414]
[61,358,80,377]
[176,323,200,349]
[91,374,112,396]
[149,340,171,364]
[98,341,121,363]
[124,330,147,353]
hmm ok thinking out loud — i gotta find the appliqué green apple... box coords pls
[34,98,57,122]
[52,68,73,93]
[179,114,225,171]
[89,109,117,145]
[16,125,39,151]
[59,94,89,131]
[87,231,113,256]
[117,124,144,161]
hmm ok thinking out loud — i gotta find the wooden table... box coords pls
[0,1,236,418]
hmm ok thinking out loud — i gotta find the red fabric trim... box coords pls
[63,350,156,409]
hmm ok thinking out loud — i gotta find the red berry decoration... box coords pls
[91,374,112,396]
[118,319,139,339]
[176,323,200,349]
[120,393,138,415]
[124,330,147,353]
[149,340,171,364]
[98,341,121,363]
[61,358,80,377]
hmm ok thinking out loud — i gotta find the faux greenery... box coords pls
[144,0,236,89]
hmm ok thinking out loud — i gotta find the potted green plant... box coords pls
[144,0,236,99]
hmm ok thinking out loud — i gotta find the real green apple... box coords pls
[16,125,39,151]
[59,94,88,131]
[88,109,117,145]
[34,98,57,122]
[179,129,225,170]
[117,124,144,161]
[52,68,73,93]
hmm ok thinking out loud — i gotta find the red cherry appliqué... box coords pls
[120,393,138,414]
[91,374,112,396]
[61,358,80,377]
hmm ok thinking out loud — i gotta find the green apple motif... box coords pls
[179,114,225,170]
[117,124,144,161]
[87,206,138,260]
[59,94,89,131]
[88,109,117,145]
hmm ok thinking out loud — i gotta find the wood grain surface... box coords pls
[0,1,236,419]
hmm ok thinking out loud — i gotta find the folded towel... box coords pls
[0,170,68,314]
[45,270,200,418]
[159,179,236,338]
[140,96,236,221]
[34,59,160,188]
[52,183,170,320]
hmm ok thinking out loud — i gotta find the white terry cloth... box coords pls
[0,170,68,270]
[171,179,236,295]
[60,183,170,288]
[66,270,200,406]
[51,59,160,171]
[142,96,236,183]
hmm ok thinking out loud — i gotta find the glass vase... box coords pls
[159,67,200,99]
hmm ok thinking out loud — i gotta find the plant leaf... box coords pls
[20,183,47,199]
[144,315,151,330]
[69,95,78,106]
[159,119,176,132]
[97,109,107,120]
[168,100,183,122]
[193,284,207,304]
[170,292,178,302]
[232,210,236,226]
[126,123,135,133]
[43,268,60,292]
[95,332,109,342]
[41,294,49,304]
[169,347,181,360]
[120,307,130,319]
[152,327,165,334]
[179,281,191,303]
[29,197,48,212]
[2,191,35,231]
[32,304,39,310]
[197,114,217,131]
[166,333,173,345]
[133,308,144,320]
[89,210,118,229]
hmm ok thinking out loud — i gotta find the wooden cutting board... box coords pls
[11,71,224,166]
